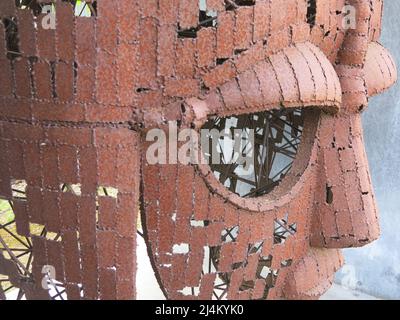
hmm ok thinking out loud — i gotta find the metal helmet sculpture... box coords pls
[0,0,397,300]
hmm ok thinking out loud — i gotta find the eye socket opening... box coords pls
[202,108,305,198]
[199,107,320,207]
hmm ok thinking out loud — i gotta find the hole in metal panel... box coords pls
[202,109,305,198]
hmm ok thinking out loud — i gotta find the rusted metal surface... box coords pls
[0,0,397,300]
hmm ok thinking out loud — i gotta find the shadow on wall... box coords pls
[335,0,400,299]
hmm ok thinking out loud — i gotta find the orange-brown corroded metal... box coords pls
[0,0,397,300]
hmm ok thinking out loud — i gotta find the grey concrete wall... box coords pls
[335,1,400,299]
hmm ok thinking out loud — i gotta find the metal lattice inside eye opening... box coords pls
[202,109,305,198]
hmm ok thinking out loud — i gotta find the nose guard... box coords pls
[310,113,380,248]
